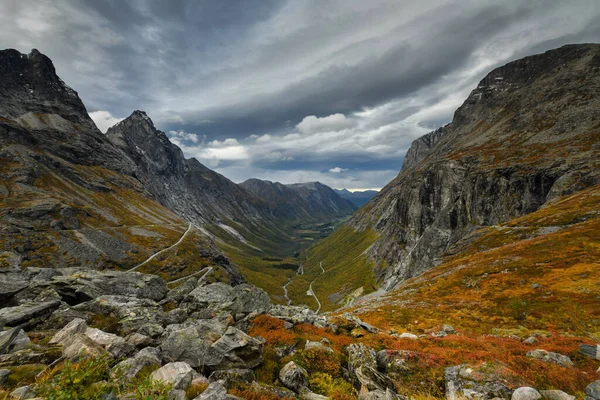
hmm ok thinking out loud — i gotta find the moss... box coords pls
[5,364,46,389]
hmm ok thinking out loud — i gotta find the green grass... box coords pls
[287,225,379,310]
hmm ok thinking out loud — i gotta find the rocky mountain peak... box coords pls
[0,48,94,132]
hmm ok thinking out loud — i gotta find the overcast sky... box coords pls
[1,1,599,190]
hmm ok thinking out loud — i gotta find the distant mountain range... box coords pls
[334,188,378,207]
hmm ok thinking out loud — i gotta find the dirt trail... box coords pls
[128,222,193,272]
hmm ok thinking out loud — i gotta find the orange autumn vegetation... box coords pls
[245,186,600,398]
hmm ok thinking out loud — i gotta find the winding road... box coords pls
[307,261,325,313]
[282,277,293,306]
[128,222,194,272]
[167,266,213,286]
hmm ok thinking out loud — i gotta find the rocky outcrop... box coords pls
[343,44,600,289]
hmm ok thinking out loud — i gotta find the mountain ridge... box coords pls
[295,43,600,309]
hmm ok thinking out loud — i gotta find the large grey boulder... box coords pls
[269,305,319,325]
[111,347,162,380]
[185,283,271,319]
[73,295,164,334]
[587,381,600,400]
[0,328,30,354]
[49,318,131,358]
[512,387,542,400]
[209,369,254,387]
[159,321,226,368]
[540,389,575,400]
[49,317,87,345]
[0,301,61,328]
[445,364,513,400]
[526,349,573,367]
[9,385,36,399]
[210,326,264,370]
[61,333,106,359]
[151,362,194,390]
[347,344,395,392]
[0,272,29,303]
[279,361,308,393]
[44,269,168,303]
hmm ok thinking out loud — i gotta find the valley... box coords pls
[1,42,599,400]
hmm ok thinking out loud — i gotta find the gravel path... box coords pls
[128,222,193,272]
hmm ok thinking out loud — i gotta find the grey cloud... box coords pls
[0,0,598,189]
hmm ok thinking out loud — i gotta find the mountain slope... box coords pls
[297,43,600,309]
[0,48,241,283]
[241,179,356,221]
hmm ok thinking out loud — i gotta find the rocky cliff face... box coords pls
[347,43,600,289]
[107,111,271,229]
[240,179,356,221]
[0,49,240,282]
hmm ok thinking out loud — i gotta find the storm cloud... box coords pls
[1,0,598,189]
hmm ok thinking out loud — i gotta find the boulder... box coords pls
[62,333,106,359]
[0,273,29,303]
[168,389,186,400]
[398,332,418,339]
[126,332,153,348]
[185,283,271,319]
[540,389,575,400]
[165,278,198,304]
[347,343,395,392]
[48,317,87,345]
[209,369,255,386]
[151,362,194,390]
[159,325,222,368]
[279,361,308,393]
[305,340,333,353]
[523,337,538,345]
[0,301,61,328]
[193,379,241,399]
[587,381,600,400]
[512,387,542,400]
[138,323,164,338]
[526,349,573,367]
[270,305,319,325]
[445,364,513,400]
[0,328,30,354]
[111,347,162,380]
[41,269,168,304]
[376,350,419,374]
[298,387,330,399]
[0,369,11,386]
[359,389,404,400]
[73,295,164,334]
[210,326,264,370]
[9,385,36,399]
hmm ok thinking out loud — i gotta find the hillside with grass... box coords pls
[294,44,600,310]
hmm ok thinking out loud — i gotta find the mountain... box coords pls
[334,188,379,207]
[105,111,292,254]
[0,48,242,282]
[292,43,600,310]
[241,179,356,221]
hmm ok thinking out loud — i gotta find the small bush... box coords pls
[309,372,355,399]
[36,355,114,400]
[295,348,344,378]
